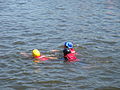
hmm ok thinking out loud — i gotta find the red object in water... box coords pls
[69,48,76,54]
[64,53,80,62]
[35,55,49,61]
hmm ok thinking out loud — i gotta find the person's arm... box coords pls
[33,55,58,63]
[47,56,58,59]
[20,52,31,58]
[44,54,58,59]
[50,49,60,52]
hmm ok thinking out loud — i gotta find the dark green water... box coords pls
[0,0,120,90]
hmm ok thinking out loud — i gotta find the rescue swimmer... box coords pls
[20,49,57,63]
[32,49,57,62]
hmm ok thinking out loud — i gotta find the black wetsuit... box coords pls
[63,48,71,61]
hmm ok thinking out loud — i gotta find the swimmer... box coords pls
[20,49,57,63]
[51,42,79,62]
[63,42,79,62]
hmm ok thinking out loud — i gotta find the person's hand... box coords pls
[33,60,40,63]
[50,50,60,52]
[48,57,58,59]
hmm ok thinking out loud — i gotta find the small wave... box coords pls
[95,87,120,90]
[12,41,26,45]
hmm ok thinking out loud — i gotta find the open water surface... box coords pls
[0,0,120,90]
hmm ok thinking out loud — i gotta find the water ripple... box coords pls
[0,0,120,89]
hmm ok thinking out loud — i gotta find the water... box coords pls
[0,0,120,90]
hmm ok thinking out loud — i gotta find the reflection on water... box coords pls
[0,0,120,89]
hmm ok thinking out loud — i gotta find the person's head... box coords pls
[32,49,40,58]
[64,42,73,48]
